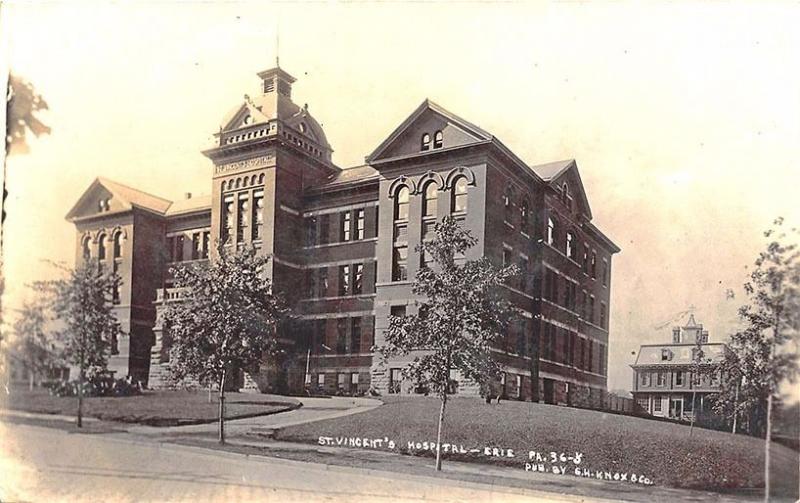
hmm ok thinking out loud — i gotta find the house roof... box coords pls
[529,159,575,181]
[165,195,212,216]
[321,165,379,186]
[632,342,726,367]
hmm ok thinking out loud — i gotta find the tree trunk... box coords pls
[689,390,697,436]
[218,369,227,444]
[77,367,84,428]
[764,389,773,503]
[435,392,447,472]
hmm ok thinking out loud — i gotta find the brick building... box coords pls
[67,65,619,404]
[630,315,724,421]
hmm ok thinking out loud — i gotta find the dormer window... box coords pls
[433,130,443,149]
[661,348,672,361]
[98,198,110,212]
[561,183,569,203]
[421,133,431,151]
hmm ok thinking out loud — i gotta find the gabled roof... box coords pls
[165,195,212,216]
[66,177,173,220]
[632,342,726,367]
[530,159,575,181]
[366,99,493,164]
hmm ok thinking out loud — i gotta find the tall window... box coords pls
[547,217,556,246]
[590,251,597,279]
[113,232,123,258]
[582,243,589,273]
[97,234,107,261]
[355,209,365,240]
[566,231,575,259]
[394,186,409,221]
[353,264,363,294]
[392,246,408,281]
[340,211,352,242]
[191,233,201,260]
[336,318,347,354]
[305,217,317,246]
[201,231,210,259]
[421,133,431,151]
[675,371,684,386]
[561,182,570,204]
[451,177,468,213]
[339,265,351,296]
[317,268,328,298]
[82,237,91,261]
[422,182,437,218]
[600,302,607,329]
[351,318,362,354]
[222,195,234,244]
[236,195,249,242]
[602,259,609,287]
[252,191,264,241]
[319,214,330,245]
[589,296,595,323]
[520,201,529,234]
[503,189,513,224]
[433,130,443,149]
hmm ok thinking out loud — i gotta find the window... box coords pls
[423,182,437,218]
[222,195,234,244]
[319,214,330,245]
[305,373,312,385]
[355,209,365,240]
[318,373,326,386]
[421,133,431,151]
[112,261,120,304]
[351,318,362,353]
[692,372,701,386]
[390,305,406,318]
[589,296,595,323]
[394,186,409,221]
[518,256,529,292]
[600,302,607,329]
[640,372,651,386]
[561,182,569,203]
[675,371,684,386]
[515,321,526,356]
[503,189,513,224]
[653,398,662,412]
[520,201,529,234]
[201,231,210,259]
[602,259,609,287]
[636,397,649,411]
[351,373,360,385]
[336,318,347,354]
[237,195,249,242]
[451,177,468,213]
[657,372,665,386]
[547,217,556,246]
[352,263,363,294]
[192,233,201,260]
[391,237,408,279]
[582,244,589,273]
[566,231,575,259]
[433,130,443,149]
[175,235,185,262]
[339,265,350,296]
[338,373,347,389]
[253,191,264,241]
[341,211,351,242]
[590,251,597,279]
[97,234,107,261]
[82,237,91,260]
[661,348,672,361]
[305,217,317,246]
[113,233,123,258]
[317,268,328,297]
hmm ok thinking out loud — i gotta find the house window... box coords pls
[113,232,123,258]
[97,234,107,261]
[421,133,431,151]
[451,177,468,214]
[341,211,352,242]
[317,268,328,298]
[600,302,607,329]
[236,195,249,242]
[392,246,408,281]
[561,182,569,203]
[518,256,529,292]
[201,231,210,259]
[566,231,575,259]
[640,372,650,386]
[355,209,365,240]
[661,348,671,361]
[582,244,589,273]
[192,233,201,260]
[394,186,410,221]
[175,235,185,262]
[111,261,121,304]
[338,373,347,389]
[675,371,684,386]
[547,217,557,246]
[602,258,609,287]
[339,265,350,296]
[351,372,360,386]
[590,251,597,279]
[422,182,437,218]
[520,201,529,234]
[503,189,513,224]
[589,296,595,323]
[305,217,317,246]
[351,318,362,353]
[653,398,662,412]
[252,191,264,241]
[657,372,665,386]
[319,214,330,245]
[390,305,406,318]
[336,318,347,354]
[636,397,649,411]
[82,237,91,260]
[353,263,363,294]
[222,195,234,244]
[433,130,443,149]
[318,373,326,386]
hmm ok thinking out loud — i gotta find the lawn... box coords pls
[277,395,799,496]
[1,388,300,426]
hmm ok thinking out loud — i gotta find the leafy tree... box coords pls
[12,297,63,390]
[380,216,518,471]
[6,73,51,156]
[37,261,122,427]
[714,218,799,501]
[163,246,288,444]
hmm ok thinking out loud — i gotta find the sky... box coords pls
[1,2,798,398]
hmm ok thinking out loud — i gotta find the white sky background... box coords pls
[1,2,798,399]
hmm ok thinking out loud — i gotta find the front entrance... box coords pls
[669,397,684,419]
[543,378,555,404]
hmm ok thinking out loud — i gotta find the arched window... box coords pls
[97,234,107,260]
[421,133,431,152]
[547,217,557,246]
[422,182,437,218]
[82,237,91,261]
[113,232,124,258]
[520,200,529,234]
[561,183,569,203]
[451,177,468,214]
[433,130,443,149]
[566,231,575,259]
[394,186,410,221]
[503,189,513,223]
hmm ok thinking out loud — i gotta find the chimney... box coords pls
[184,192,192,200]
